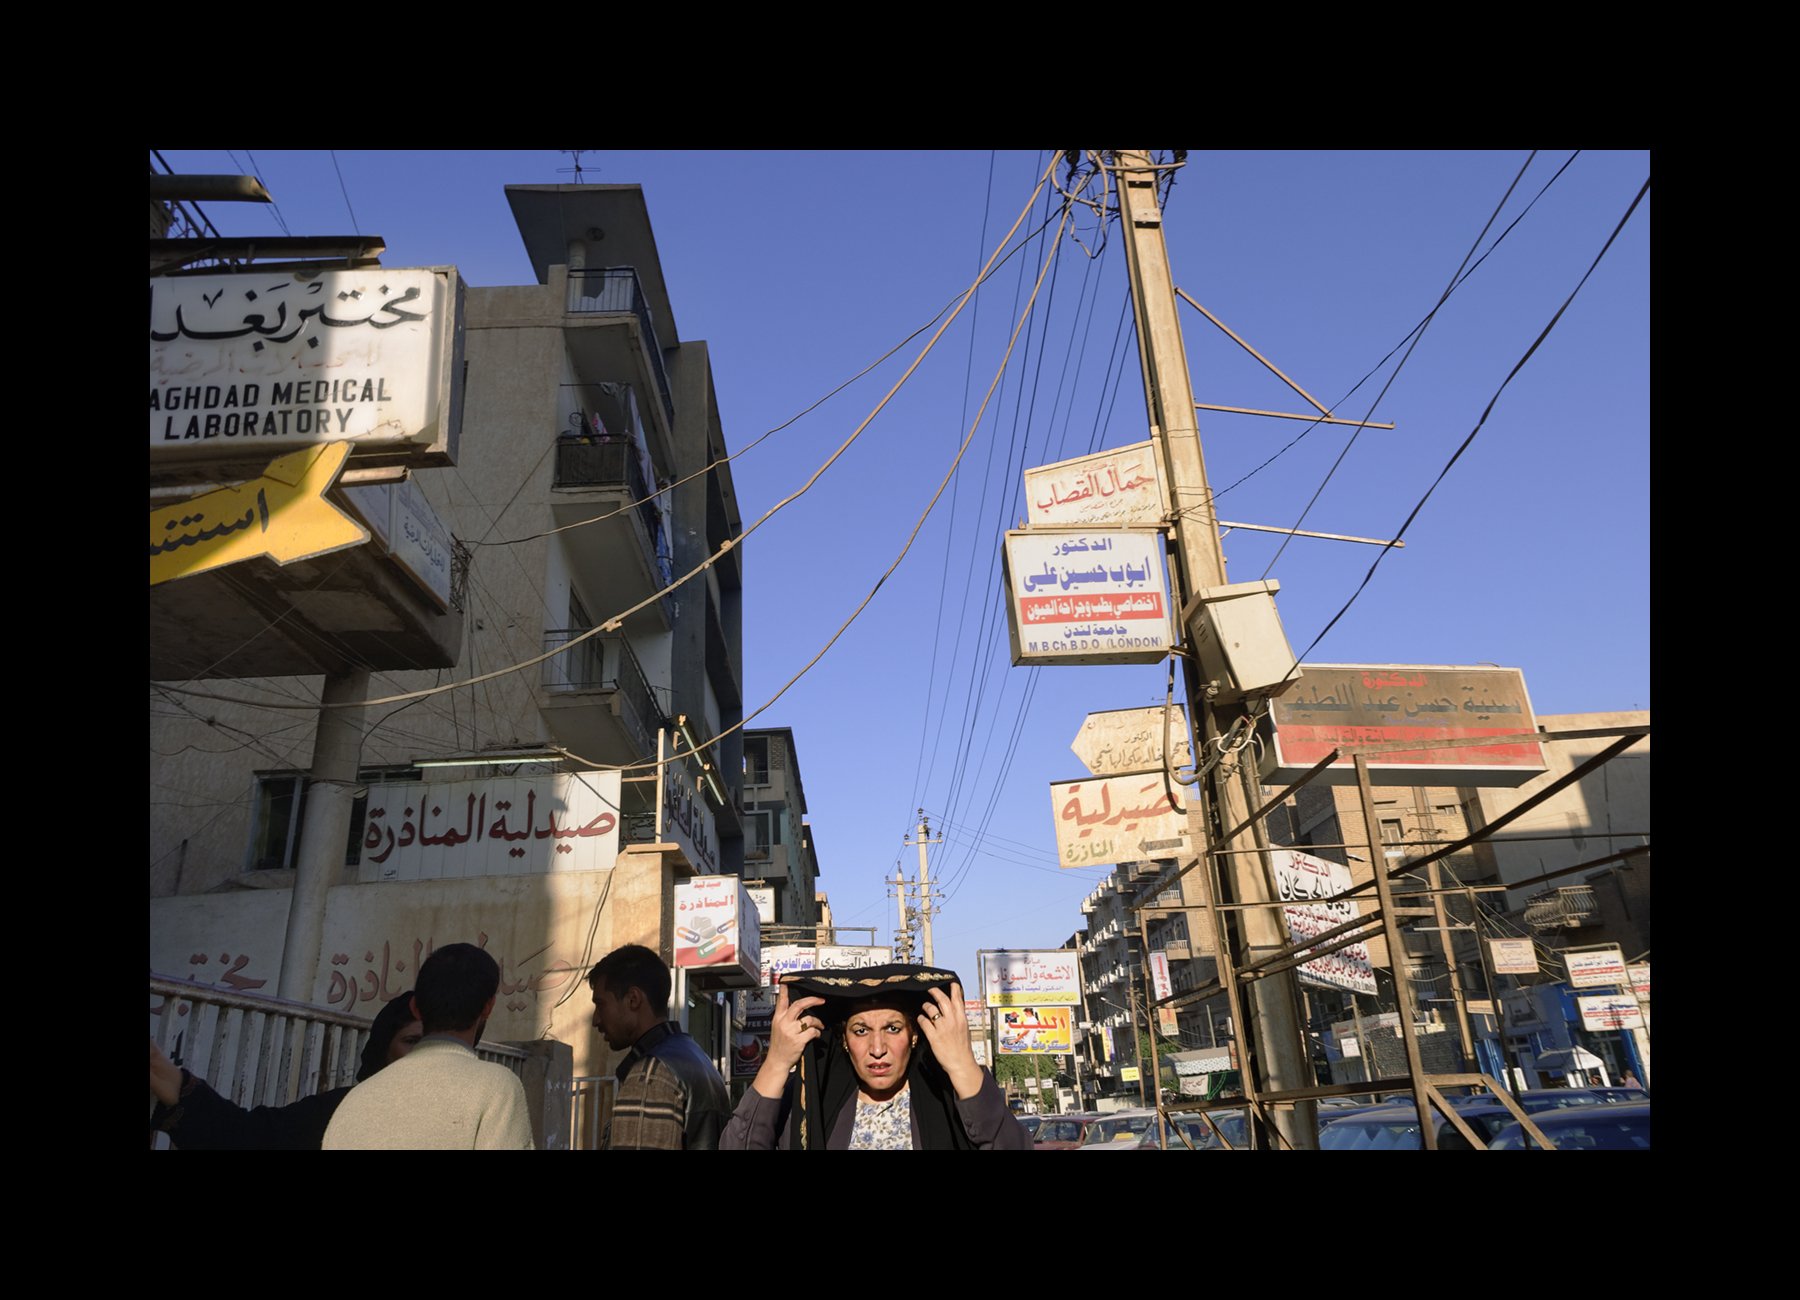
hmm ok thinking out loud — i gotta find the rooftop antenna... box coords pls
[558,150,599,184]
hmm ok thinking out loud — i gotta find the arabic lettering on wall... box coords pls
[360,774,622,882]
[324,932,580,1017]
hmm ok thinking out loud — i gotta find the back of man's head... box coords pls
[415,943,501,1035]
[588,943,671,1018]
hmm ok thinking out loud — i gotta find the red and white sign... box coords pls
[1023,441,1167,530]
[1003,529,1175,666]
[673,875,760,985]
[357,772,622,884]
[1578,995,1645,1031]
[1049,773,1189,868]
[1149,951,1173,1001]
[1489,938,1539,975]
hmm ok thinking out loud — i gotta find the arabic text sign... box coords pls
[1628,963,1650,1003]
[762,944,817,986]
[1051,773,1188,868]
[996,1005,1075,1055]
[1260,664,1547,787]
[357,772,622,883]
[1023,440,1167,529]
[1149,951,1173,1002]
[1072,706,1193,777]
[1578,995,1645,1031]
[150,267,461,458]
[1565,946,1628,989]
[1272,850,1377,996]
[815,945,893,969]
[1004,529,1174,666]
[673,875,756,974]
[983,950,1081,1008]
[149,443,368,586]
[1489,938,1540,976]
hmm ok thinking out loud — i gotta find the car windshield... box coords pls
[1037,1119,1086,1143]
[1491,1110,1651,1150]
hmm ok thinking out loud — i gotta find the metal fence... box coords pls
[150,975,540,1149]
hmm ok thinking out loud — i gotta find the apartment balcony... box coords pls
[538,629,668,767]
[552,403,673,633]
[1524,885,1601,931]
[563,268,677,469]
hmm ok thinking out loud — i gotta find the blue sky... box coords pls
[155,149,1651,990]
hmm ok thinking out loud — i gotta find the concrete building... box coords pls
[150,184,747,1082]
[741,728,823,936]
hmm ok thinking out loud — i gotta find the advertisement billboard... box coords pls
[1257,664,1548,787]
[996,1006,1075,1055]
[982,950,1081,1008]
[1003,529,1175,665]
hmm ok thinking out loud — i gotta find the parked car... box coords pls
[1318,1101,1525,1150]
[1033,1115,1098,1150]
[1488,1101,1650,1150]
[1077,1110,1159,1148]
[1018,1114,1044,1140]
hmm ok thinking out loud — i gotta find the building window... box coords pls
[746,809,781,858]
[247,767,422,871]
[744,737,769,786]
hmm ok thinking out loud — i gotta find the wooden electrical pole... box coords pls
[1111,149,1317,1147]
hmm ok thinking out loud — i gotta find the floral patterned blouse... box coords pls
[848,1083,914,1150]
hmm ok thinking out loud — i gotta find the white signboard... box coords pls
[1565,946,1627,989]
[815,945,893,970]
[1149,951,1173,1001]
[1628,963,1650,1003]
[150,267,462,461]
[748,886,776,925]
[1489,938,1540,975]
[357,772,622,883]
[1578,995,1645,1031]
[673,875,759,985]
[762,944,817,986]
[1050,772,1189,868]
[344,475,455,611]
[1023,440,1167,529]
[1272,849,1377,996]
[1003,529,1175,665]
[983,950,1082,1008]
[1071,705,1193,777]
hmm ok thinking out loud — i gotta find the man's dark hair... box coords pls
[415,943,501,1034]
[588,944,671,1017]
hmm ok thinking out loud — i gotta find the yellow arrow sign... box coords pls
[149,442,369,586]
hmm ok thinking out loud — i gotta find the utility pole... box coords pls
[1415,789,1475,1069]
[1112,149,1316,1146]
[907,810,941,965]
[892,869,913,963]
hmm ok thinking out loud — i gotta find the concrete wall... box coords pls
[149,846,678,1080]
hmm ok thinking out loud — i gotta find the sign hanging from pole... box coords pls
[1002,529,1175,665]
[1071,706,1193,777]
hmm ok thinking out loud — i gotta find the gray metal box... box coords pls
[1183,580,1299,702]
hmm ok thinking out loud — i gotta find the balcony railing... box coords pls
[552,435,673,588]
[1523,885,1600,931]
[566,268,676,430]
[542,629,667,758]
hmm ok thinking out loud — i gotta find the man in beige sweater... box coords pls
[323,943,534,1150]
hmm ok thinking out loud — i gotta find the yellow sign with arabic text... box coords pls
[149,443,368,585]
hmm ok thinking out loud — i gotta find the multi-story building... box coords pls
[149,183,747,1081]
[740,727,823,935]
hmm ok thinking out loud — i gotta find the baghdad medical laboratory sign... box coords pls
[150,267,464,467]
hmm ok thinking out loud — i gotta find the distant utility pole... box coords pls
[1112,149,1316,1147]
[905,810,942,965]
[892,869,914,962]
